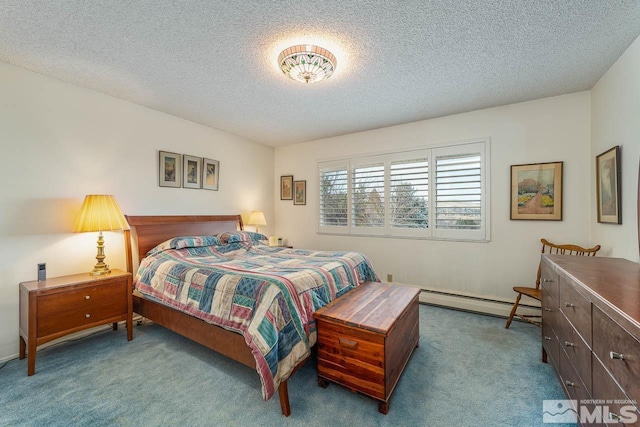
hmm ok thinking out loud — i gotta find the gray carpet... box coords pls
[0,304,564,426]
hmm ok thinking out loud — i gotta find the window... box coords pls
[318,139,490,241]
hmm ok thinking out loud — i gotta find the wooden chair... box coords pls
[504,238,601,329]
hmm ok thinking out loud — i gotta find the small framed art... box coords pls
[596,145,621,224]
[510,161,563,220]
[202,158,220,191]
[159,151,181,188]
[293,180,306,205]
[281,175,293,200]
[183,155,202,189]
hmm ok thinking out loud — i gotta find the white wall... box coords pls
[591,35,640,262]
[274,92,592,303]
[0,63,274,361]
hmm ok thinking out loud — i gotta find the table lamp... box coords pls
[73,195,129,276]
[247,210,267,233]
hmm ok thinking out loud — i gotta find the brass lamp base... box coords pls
[90,264,111,276]
[90,231,111,276]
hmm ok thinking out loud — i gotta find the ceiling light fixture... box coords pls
[278,44,337,84]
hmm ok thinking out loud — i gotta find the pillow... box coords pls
[216,231,267,244]
[147,235,222,255]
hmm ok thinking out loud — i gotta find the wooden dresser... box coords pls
[19,269,133,375]
[314,282,420,414]
[541,255,640,425]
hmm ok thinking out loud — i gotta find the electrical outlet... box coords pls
[387,274,393,282]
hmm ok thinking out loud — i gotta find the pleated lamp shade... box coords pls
[73,195,129,276]
[73,195,129,232]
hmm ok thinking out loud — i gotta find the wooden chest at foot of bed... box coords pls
[314,281,420,414]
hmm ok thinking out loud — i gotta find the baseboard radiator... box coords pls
[416,287,541,319]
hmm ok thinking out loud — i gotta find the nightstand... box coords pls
[18,269,133,375]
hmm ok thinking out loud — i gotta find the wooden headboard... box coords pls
[123,215,243,274]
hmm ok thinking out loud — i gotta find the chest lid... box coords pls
[314,282,420,335]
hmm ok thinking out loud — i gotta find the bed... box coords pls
[123,215,379,416]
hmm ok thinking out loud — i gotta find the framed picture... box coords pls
[510,161,563,221]
[281,175,293,200]
[202,158,220,191]
[596,146,621,224]
[293,180,306,205]
[159,151,181,188]
[182,155,202,189]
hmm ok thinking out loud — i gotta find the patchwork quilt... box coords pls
[134,239,379,400]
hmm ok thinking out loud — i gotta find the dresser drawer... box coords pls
[559,277,591,347]
[37,280,127,337]
[541,263,559,306]
[542,291,560,337]
[542,319,560,369]
[542,265,561,364]
[558,345,591,403]
[557,321,592,394]
[592,356,640,426]
[317,321,385,399]
[593,306,640,403]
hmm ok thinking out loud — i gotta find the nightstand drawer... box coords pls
[19,270,133,376]
[37,280,127,337]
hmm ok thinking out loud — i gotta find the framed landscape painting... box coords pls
[596,146,621,224]
[159,151,181,188]
[510,161,563,220]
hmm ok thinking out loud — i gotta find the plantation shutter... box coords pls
[319,162,349,232]
[318,138,489,241]
[351,163,385,232]
[432,141,488,240]
[390,158,429,229]
[435,154,481,229]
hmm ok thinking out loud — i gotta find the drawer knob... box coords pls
[564,302,575,308]
[543,279,553,283]
[338,337,358,350]
[543,308,551,312]
[85,295,90,300]
[85,313,91,319]
[564,341,575,347]
[544,336,552,341]
[609,351,625,360]
[564,380,575,387]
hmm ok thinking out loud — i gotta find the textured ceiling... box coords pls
[1,1,640,147]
